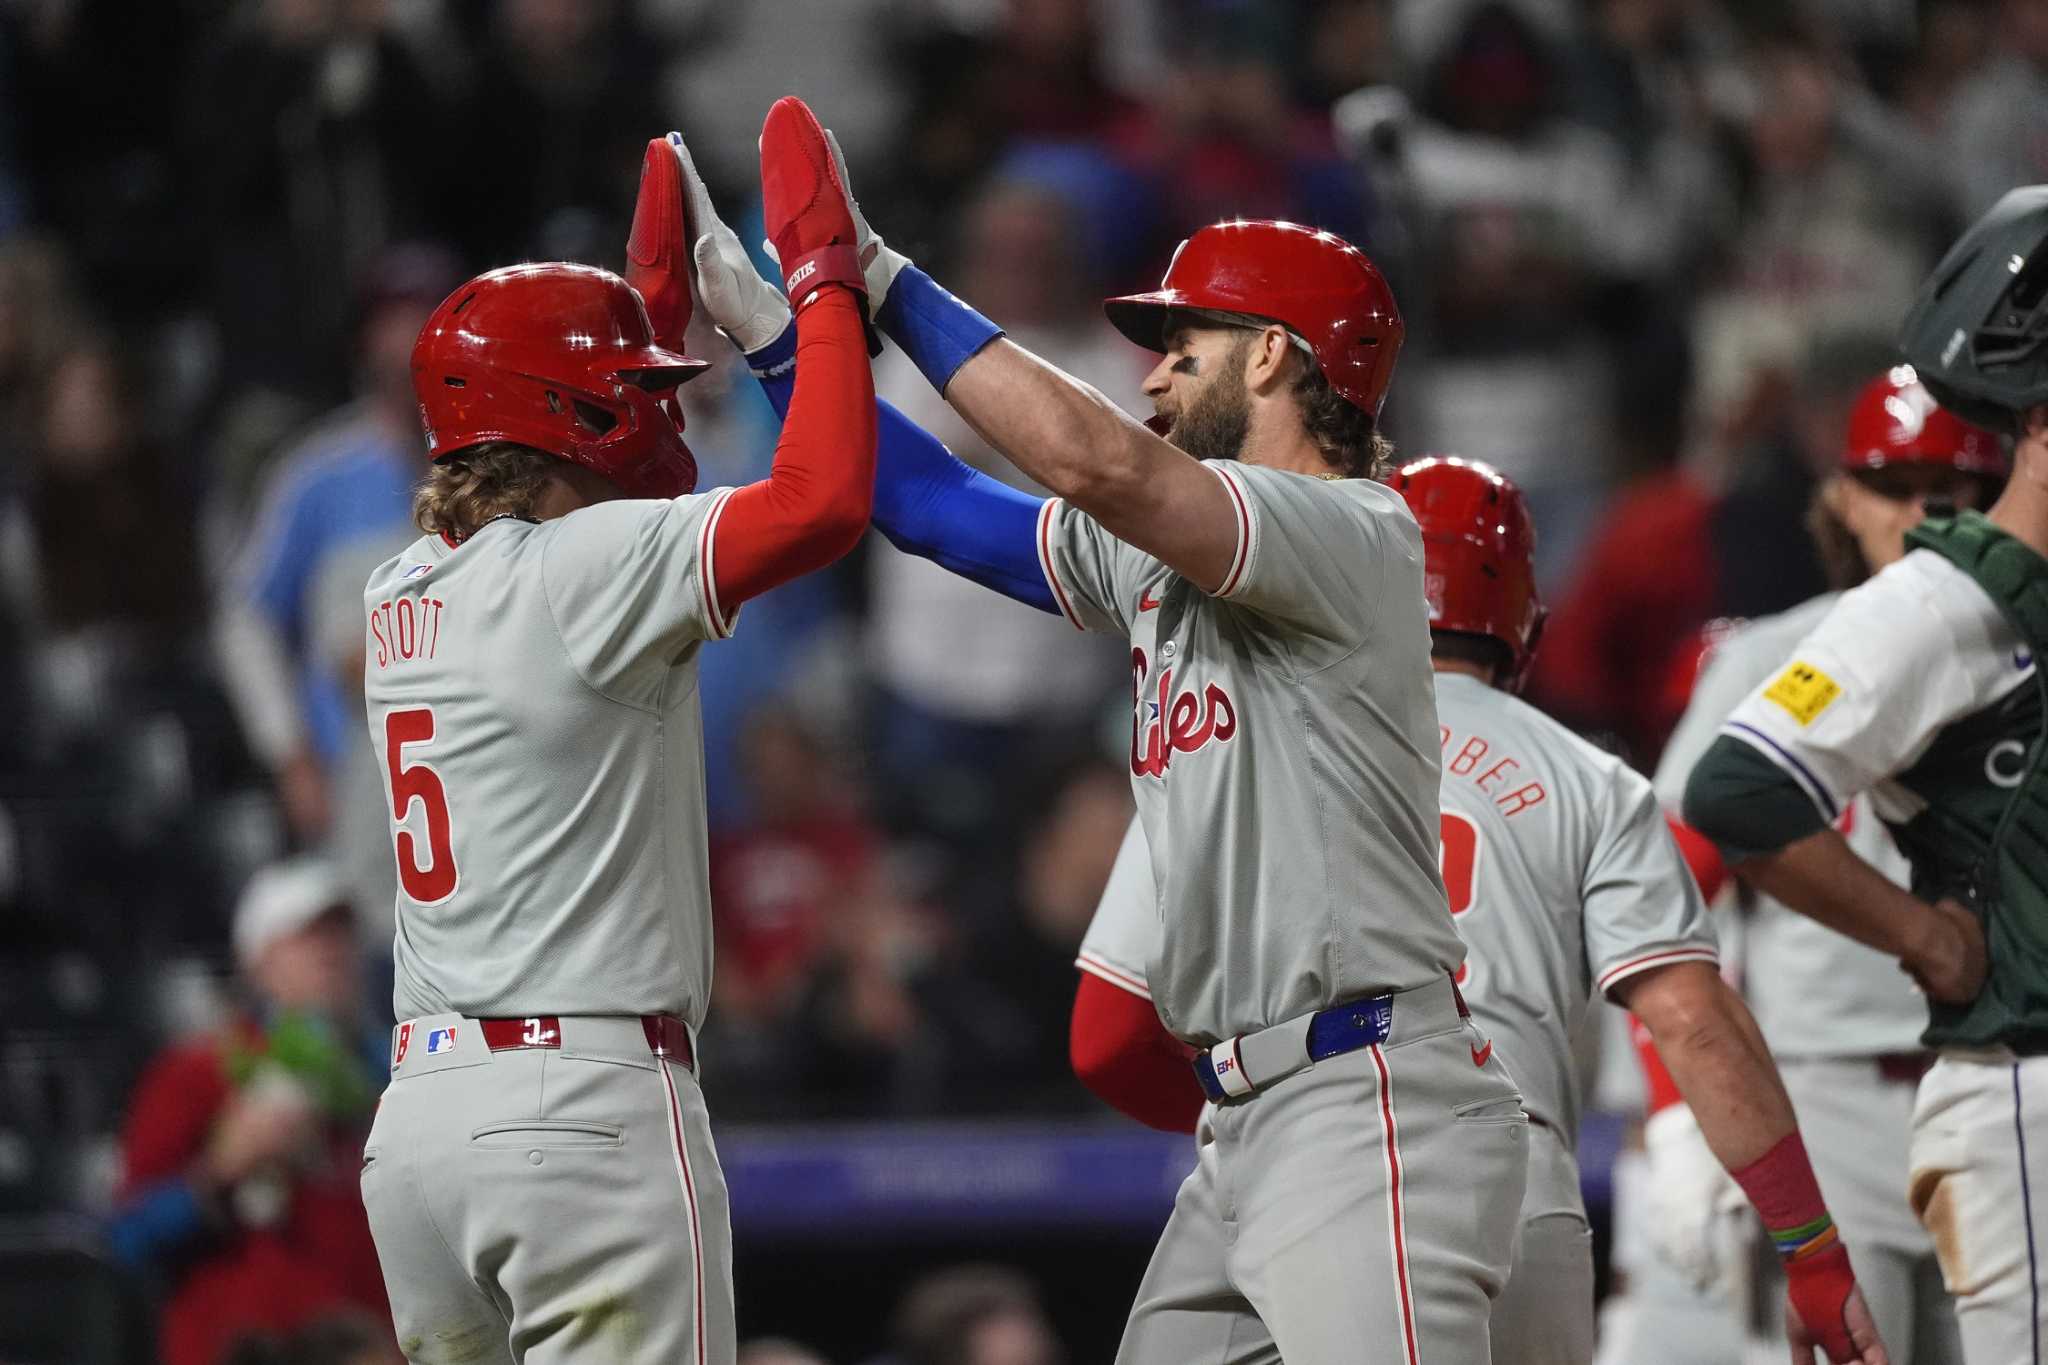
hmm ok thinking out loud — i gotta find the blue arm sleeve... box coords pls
[105,1176,210,1270]
[745,326,1056,613]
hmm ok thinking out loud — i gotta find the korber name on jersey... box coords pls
[1440,722,1549,818]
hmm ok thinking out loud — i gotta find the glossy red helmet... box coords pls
[1103,219,1404,417]
[1387,456,1545,689]
[411,263,711,498]
[1842,365,2007,477]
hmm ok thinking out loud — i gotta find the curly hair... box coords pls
[1292,355,1394,480]
[412,442,558,541]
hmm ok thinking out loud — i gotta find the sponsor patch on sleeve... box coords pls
[1762,661,1841,726]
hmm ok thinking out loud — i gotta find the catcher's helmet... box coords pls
[1842,365,2007,476]
[1898,185,2048,434]
[411,263,710,499]
[1103,219,1403,417]
[1386,456,1545,690]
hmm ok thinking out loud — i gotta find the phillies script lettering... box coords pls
[1131,647,1238,777]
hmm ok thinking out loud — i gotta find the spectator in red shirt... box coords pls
[709,706,881,1026]
[108,858,389,1365]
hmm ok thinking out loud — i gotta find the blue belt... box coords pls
[1193,992,1396,1103]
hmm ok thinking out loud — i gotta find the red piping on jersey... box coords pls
[1597,946,1720,997]
[707,287,875,611]
[1371,1043,1422,1365]
[656,1058,707,1365]
[696,488,737,638]
[1069,973,1202,1134]
[1076,951,1151,1001]
[1037,499,1086,630]
[1211,464,1253,597]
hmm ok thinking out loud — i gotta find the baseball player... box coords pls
[1642,367,2004,1365]
[670,125,1527,1361]
[1069,456,1890,1365]
[355,99,876,1365]
[1683,185,2048,1363]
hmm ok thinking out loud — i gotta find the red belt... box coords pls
[477,1015,694,1070]
[1875,1051,1933,1085]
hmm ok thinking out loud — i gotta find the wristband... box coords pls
[1731,1130,1839,1261]
[876,264,1003,393]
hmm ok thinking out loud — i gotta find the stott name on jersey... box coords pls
[369,590,448,668]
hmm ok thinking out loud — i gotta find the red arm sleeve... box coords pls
[710,286,877,608]
[1666,813,1730,902]
[1070,972,1204,1134]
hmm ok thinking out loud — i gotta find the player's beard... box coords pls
[1164,337,1253,463]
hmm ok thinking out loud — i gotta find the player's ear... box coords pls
[1245,325,1293,396]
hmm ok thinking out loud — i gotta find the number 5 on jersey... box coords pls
[385,707,459,904]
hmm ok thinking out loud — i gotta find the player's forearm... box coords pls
[1623,961,1796,1170]
[711,288,875,607]
[1069,973,1203,1134]
[941,338,1159,502]
[1737,828,1934,962]
[744,324,1057,612]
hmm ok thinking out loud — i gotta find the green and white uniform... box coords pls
[1653,595,1960,1365]
[1687,516,2048,1364]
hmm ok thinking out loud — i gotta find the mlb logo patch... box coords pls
[426,1026,458,1055]
[402,563,433,580]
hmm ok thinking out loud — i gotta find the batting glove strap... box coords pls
[781,244,867,312]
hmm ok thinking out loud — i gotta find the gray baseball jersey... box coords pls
[1080,669,1718,1138]
[1653,594,1925,1056]
[361,489,741,1025]
[1039,461,1460,1044]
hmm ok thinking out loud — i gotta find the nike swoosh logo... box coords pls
[1138,589,1163,612]
[1470,1040,1493,1068]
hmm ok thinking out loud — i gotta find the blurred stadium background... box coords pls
[0,0,2038,1360]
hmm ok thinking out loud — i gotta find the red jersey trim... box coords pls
[1076,953,1152,1001]
[1036,498,1087,631]
[1208,463,1254,598]
[1371,1043,1422,1365]
[1597,946,1721,998]
[698,487,739,640]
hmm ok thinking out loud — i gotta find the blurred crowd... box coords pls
[3,0,2047,1357]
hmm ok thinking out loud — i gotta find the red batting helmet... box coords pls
[1387,456,1545,690]
[1103,219,1404,417]
[411,262,711,500]
[1842,365,2007,477]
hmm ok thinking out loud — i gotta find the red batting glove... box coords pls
[759,96,866,312]
[626,135,694,348]
[1785,1243,1889,1364]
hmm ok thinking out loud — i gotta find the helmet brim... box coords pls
[615,343,711,389]
[1102,290,1191,354]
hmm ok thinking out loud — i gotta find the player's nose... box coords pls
[1141,353,1175,400]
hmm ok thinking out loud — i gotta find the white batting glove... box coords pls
[809,128,909,312]
[1642,1104,1753,1296]
[661,132,791,354]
